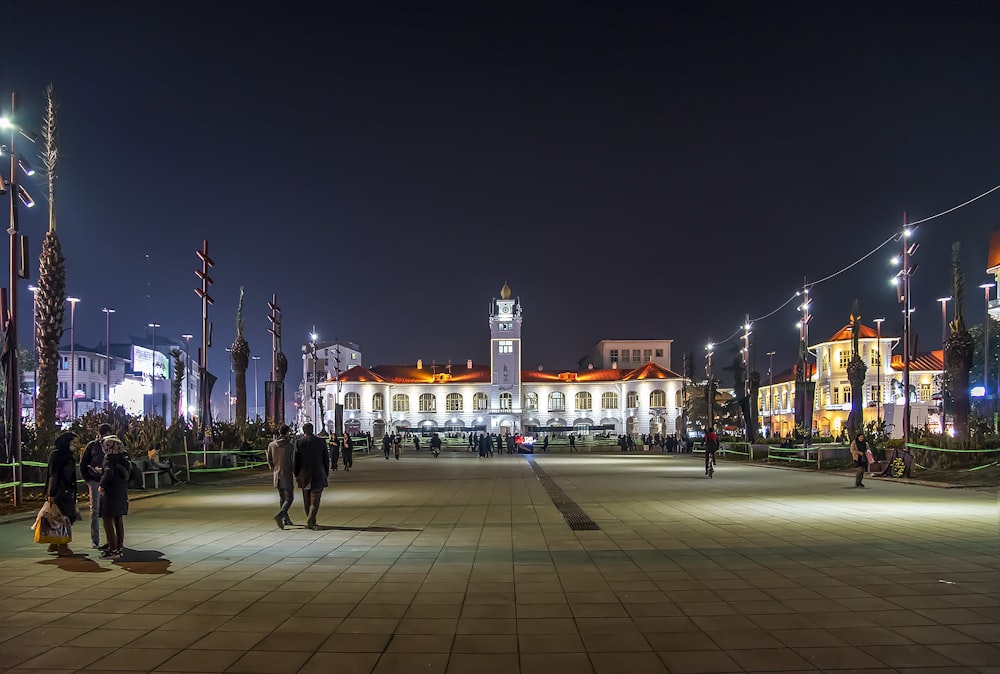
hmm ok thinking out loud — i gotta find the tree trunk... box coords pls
[35,231,66,452]
[945,330,975,440]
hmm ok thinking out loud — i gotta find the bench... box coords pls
[141,471,160,489]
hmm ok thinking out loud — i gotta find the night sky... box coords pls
[3,1,998,410]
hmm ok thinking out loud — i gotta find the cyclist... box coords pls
[704,426,719,477]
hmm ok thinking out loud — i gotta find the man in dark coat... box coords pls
[80,423,113,550]
[266,425,295,528]
[293,423,330,530]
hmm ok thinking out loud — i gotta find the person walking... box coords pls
[98,435,131,558]
[850,432,870,488]
[342,434,354,470]
[80,423,113,551]
[44,431,80,556]
[329,433,341,471]
[266,425,295,528]
[541,435,548,453]
[568,433,576,452]
[704,427,719,476]
[392,433,402,460]
[382,433,391,459]
[294,423,330,530]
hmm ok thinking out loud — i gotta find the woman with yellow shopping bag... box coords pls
[39,432,80,556]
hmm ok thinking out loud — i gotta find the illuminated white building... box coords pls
[316,284,685,438]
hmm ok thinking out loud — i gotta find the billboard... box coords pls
[132,344,170,380]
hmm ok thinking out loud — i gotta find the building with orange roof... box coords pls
[315,284,686,439]
[988,230,1000,320]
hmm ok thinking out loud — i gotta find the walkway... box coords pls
[0,451,997,673]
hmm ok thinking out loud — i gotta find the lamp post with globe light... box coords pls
[27,285,38,414]
[309,329,319,428]
[251,355,261,421]
[67,297,80,418]
[148,322,161,416]
[181,334,193,420]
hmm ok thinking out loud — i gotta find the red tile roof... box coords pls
[330,362,683,385]
[890,349,943,372]
[620,361,684,381]
[333,366,387,383]
[989,230,1000,272]
[824,323,880,343]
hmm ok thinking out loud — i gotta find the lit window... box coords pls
[601,391,618,409]
[344,392,360,410]
[919,383,931,402]
[500,392,512,410]
[650,389,666,407]
[392,394,409,412]
[610,349,619,363]
[524,392,538,411]
[498,340,513,354]
[372,393,384,411]
[839,351,850,368]
[626,391,638,408]
[548,392,566,412]
[419,394,436,412]
[575,392,592,410]
[870,348,880,366]
[473,393,489,410]
[446,393,463,411]
[833,387,840,405]
[843,386,852,404]
[871,385,880,403]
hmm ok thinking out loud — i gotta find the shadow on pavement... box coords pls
[38,555,112,573]
[315,525,422,532]
[112,549,173,575]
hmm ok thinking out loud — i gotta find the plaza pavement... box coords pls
[0,449,997,674]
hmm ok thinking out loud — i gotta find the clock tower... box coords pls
[489,282,522,428]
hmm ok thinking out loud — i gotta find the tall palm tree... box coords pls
[230,288,249,429]
[170,348,184,418]
[945,242,975,440]
[34,85,67,452]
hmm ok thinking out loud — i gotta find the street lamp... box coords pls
[102,308,115,409]
[225,346,233,422]
[251,355,261,421]
[181,333,193,420]
[310,328,319,428]
[873,317,885,428]
[66,297,80,419]
[981,283,996,431]
[765,350,775,436]
[148,322,161,416]
[705,342,714,430]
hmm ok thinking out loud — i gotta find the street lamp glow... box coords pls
[705,342,713,351]
[891,256,900,265]
[310,332,318,342]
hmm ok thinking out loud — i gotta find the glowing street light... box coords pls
[66,297,80,418]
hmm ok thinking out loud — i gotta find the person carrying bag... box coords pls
[37,432,80,556]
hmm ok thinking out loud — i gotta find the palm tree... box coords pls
[230,288,250,429]
[945,242,975,440]
[170,348,184,418]
[34,85,67,452]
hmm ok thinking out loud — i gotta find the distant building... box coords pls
[577,339,673,372]
[316,283,685,438]
[988,230,1000,320]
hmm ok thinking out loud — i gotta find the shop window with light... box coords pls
[838,351,850,368]
[473,392,489,410]
[344,392,360,410]
[548,392,566,412]
[626,390,638,408]
[500,392,512,410]
[650,389,666,407]
[372,393,384,411]
[575,392,592,410]
[392,394,409,412]
[601,391,618,409]
[419,394,436,412]
[524,392,538,411]
[446,393,463,411]
[919,383,931,402]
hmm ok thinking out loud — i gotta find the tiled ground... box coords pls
[0,450,997,673]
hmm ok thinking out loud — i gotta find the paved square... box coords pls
[1,451,997,672]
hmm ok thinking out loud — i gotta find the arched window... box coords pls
[473,392,489,411]
[344,392,360,410]
[446,393,463,411]
[524,392,538,411]
[601,392,618,409]
[500,392,512,410]
[575,392,592,410]
[675,390,682,407]
[626,390,638,408]
[548,392,566,412]
[870,347,880,367]
[419,394,436,412]
[392,394,409,412]
[372,393,384,411]
[650,389,666,407]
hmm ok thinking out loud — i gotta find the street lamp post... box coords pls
[181,334,193,420]
[935,298,950,434]
[148,322,161,416]
[981,283,996,432]
[873,317,885,428]
[765,350,775,436]
[225,346,233,423]
[705,342,714,431]
[310,329,318,428]
[251,355,260,421]
[66,297,80,419]
[102,308,114,409]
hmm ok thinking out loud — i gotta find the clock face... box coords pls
[500,303,512,315]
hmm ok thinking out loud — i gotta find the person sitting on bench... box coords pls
[143,442,182,485]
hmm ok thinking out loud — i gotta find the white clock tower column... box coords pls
[489,282,522,433]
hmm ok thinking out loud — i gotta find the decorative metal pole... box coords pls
[103,308,114,409]
[67,297,80,419]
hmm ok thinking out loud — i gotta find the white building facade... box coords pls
[317,284,685,438]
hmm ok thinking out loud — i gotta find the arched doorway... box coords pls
[625,416,637,435]
[372,420,386,438]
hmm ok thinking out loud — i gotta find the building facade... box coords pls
[578,339,673,372]
[316,284,685,438]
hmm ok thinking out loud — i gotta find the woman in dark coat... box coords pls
[45,431,80,556]
[98,435,130,558]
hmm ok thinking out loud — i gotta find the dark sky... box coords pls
[3,0,998,408]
